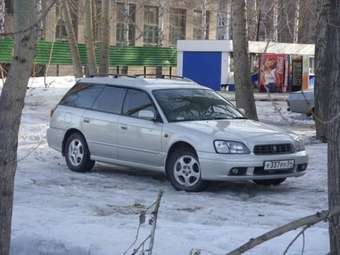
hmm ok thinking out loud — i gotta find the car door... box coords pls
[82,85,127,160]
[117,88,163,167]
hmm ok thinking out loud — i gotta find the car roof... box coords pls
[78,76,209,92]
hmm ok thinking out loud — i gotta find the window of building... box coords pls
[5,0,13,15]
[116,3,136,46]
[144,6,159,46]
[193,10,210,40]
[169,8,186,46]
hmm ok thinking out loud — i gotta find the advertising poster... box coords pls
[259,53,288,92]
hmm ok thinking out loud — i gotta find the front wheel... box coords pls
[253,178,286,186]
[65,133,95,172]
[167,148,207,192]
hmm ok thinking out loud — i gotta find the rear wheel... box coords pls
[253,178,286,186]
[65,133,95,172]
[167,148,207,192]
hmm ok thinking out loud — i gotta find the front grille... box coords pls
[253,144,293,155]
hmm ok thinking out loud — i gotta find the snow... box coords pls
[0,77,328,254]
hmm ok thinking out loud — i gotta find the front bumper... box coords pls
[198,150,308,181]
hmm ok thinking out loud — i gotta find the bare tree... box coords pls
[231,0,258,120]
[61,0,83,77]
[314,0,329,142]
[0,1,38,254]
[201,0,208,39]
[277,0,298,43]
[298,0,316,43]
[314,0,340,251]
[246,0,260,41]
[85,0,97,75]
[0,0,4,35]
[217,0,232,40]
[99,0,111,75]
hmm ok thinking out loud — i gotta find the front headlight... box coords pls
[214,140,250,154]
[294,138,305,152]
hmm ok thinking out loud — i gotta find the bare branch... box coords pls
[225,208,340,255]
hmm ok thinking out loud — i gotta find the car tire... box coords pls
[65,133,95,172]
[253,178,286,186]
[167,148,208,192]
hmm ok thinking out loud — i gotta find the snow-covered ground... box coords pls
[1,77,328,254]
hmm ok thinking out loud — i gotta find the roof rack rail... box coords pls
[86,73,193,82]
[134,74,193,81]
[86,74,138,79]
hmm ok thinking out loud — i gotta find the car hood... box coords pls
[174,119,297,145]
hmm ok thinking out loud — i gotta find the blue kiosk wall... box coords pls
[182,52,222,91]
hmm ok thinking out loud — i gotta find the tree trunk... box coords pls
[0,0,4,35]
[314,0,330,142]
[99,0,111,75]
[0,1,38,254]
[315,0,340,252]
[277,0,298,43]
[61,0,83,77]
[298,0,317,43]
[158,0,166,46]
[201,0,207,39]
[231,0,258,120]
[322,1,340,250]
[217,0,231,40]
[85,0,96,76]
[246,0,259,41]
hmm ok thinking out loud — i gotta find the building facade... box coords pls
[3,0,225,48]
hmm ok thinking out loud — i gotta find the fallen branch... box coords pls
[225,207,340,255]
[124,190,163,255]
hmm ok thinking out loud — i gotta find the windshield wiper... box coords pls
[233,116,248,119]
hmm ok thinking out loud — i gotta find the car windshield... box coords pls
[153,89,245,122]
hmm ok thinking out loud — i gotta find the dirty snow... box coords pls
[0,77,328,254]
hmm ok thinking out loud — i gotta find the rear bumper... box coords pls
[198,150,308,181]
[46,127,64,152]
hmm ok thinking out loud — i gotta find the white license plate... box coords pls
[264,160,295,170]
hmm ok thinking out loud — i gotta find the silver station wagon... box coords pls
[47,76,308,192]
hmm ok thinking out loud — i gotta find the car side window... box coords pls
[59,83,103,109]
[92,86,127,114]
[123,89,157,119]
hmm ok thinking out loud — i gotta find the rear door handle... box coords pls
[120,124,128,130]
[83,118,90,123]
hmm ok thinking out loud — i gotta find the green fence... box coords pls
[0,38,177,66]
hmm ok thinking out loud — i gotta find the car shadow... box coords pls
[90,163,298,195]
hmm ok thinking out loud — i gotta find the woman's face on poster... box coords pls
[264,59,276,69]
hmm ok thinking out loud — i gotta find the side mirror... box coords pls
[239,108,246,115]
[138,110,156,121]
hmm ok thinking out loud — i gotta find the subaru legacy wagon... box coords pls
[47,76,308,192]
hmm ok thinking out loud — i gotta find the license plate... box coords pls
[264,160,295,170]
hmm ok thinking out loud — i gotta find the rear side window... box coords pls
[92,86,127,114]
[59,83,103,109]
[123,89,156,118]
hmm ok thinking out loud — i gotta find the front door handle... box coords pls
[83,118,90,123]
[120,124,128,130]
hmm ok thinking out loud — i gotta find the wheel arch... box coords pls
[165,141,198,177]
[62,128,87,156]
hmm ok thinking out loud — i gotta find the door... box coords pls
[82,86,126,160]
[117,89,163,167]
[183,51,222,90]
